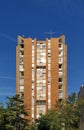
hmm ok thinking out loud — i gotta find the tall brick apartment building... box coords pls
[16,35,67,122]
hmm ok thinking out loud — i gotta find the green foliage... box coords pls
[60,93,80,130]
[36,93,82,130]
[30,124,37,130]
[37,110,62,130]
[0,93,83,130]
[0,95,29,130]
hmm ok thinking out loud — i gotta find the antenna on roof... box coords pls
[45,29,58,38]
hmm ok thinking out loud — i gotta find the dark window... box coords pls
[58,99,63,102]
[36,100,46,105]
[59,44,61,48]
[59,85,62,89]
[20,72,24,76]
[36,66,46,69]
[59,64,62,69]
[20,44,24,48]
[21,39,24,43]
[20,50,24,55]
[59,78,62,82]
[59,38,62,43]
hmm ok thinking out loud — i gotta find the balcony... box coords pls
[20,72,24,78]
[36,96,46,101]
[19,65,24,71]
[59,44,63,50]
[20,88,24,93]
[59,81,63,85]
[19,47,24,51]
[19,54,24,58]
[59,92,63,99]
[59,78,63,85]
[59,58,63,64]
[59,51,63,57]
[19,58,24,65]
[59,71,63,77]
[19,79,24,85]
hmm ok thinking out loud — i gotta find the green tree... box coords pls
[30,123,37,130]
[36,93,81,130]
[0,95,29,130]
[36,110,62,130]
[6,94,29,130]
[56,93,80,130]
[0,103,7,130]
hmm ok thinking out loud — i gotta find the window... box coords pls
[48,84,51,89]
[36,101,46,105]
[20,44,24,48]
[43,80,46,83]
[42,45,46,49]
[32,75,34,80]
[20,78,24,85]
[32,69,34,75]
[48,57,51,63]
[32,64,34,68]
[32,84,34,89]
[48,72,51,77]
[59,85,62,90]
[43,69,46,73]
[59,51,63,56]
[59,64,62,69]
[42,86,46,90]
[32,50,34,53]
[48,49,51,53]
[37,44,40,49]
[48,92,51,96]
[32,56,34,61]
[48,64,51,67]
[59,71,63,76]
[32,69,34,80]
[32,97,34,104]
[59,57,63,63]
[32,43,34,49]
[59,38,62,43]
[59,44,62,48]
[41,58,46,63]
[59,44,63,49]
[20,72,24,77]
[48,64,51,70]
[48,99,51,103]
[32,42,34,46]
[59,78,62,82]
[20,86,24,92]
[20,50,24,55]
[19,57,23,64]
[40,53,46,56]
[21,39,24,43]
[19,65,24,71]
[48,77,51,82]
[48,43,51,48]
[48,54,51,57]
[32,80,34,83]
[59,92,63,97]
[58,99,63,102]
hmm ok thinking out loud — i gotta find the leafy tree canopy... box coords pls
[0,94,29,130]
[36,93,82,130]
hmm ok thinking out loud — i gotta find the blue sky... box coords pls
[0,0,84,104]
